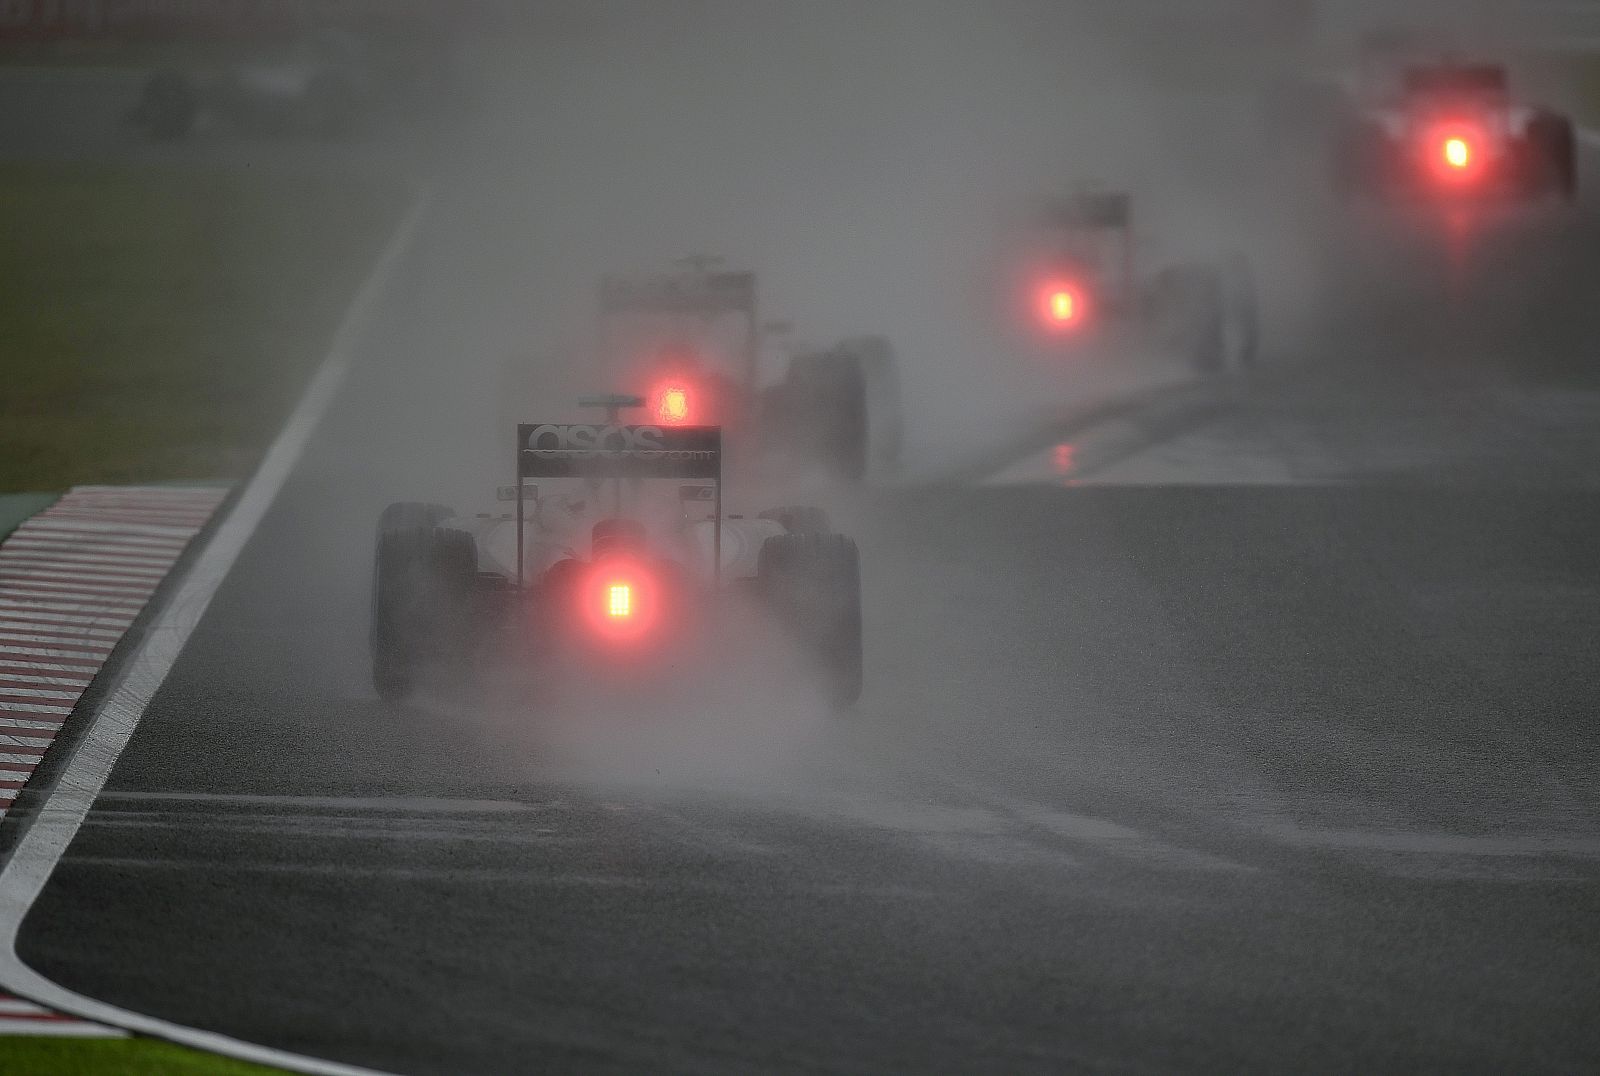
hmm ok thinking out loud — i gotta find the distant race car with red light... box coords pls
[369,396,863,708]
[1334,61,1575,203]
[592,258,902,483]
[1020,191,1258,374]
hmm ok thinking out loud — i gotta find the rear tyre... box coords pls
[1221,255,1260,373]
[1527,113,1576,203]
[758,532,862,709]
[782,349,868,482]
[774,337,902,484]
[1168,262,1256,376]
[371,502,476,703]
[840,335,904,476]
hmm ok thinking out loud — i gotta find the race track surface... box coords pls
[10,5,1600,1073]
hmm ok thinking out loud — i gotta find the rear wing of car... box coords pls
[1042,192,1131,232]
[1402,63,1507,100]
[1037,191,1134,295]
[598,270,757,317]
[598,267,760,392]
[514,420,724,584]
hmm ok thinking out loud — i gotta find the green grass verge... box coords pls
[0,162,406,492]
[0,1035,289,1074]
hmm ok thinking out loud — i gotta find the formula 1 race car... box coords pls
[1334,61,1576,204]
[1020,191,1258,374]
[370,397,863,708]
[595,258,902,483]
[127,30,377,140]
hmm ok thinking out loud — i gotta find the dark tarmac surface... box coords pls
[9,6,1600,1073]
[19,473,1600,1073]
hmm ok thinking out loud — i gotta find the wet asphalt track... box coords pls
[9,8,1600,1073]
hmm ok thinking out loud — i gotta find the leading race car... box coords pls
[1019,191,1258,374]
[370,396,863,709]
[595,258,902,483]
[1334,60,1576,204]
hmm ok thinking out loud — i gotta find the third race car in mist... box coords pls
[1021,190,1258,374]
[370,397,863,709]
[1334,60,1576,204]
[591,258,903,483]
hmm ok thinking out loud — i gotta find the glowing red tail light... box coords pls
[579,558,658,642]
[606,581,633,619]
[1049,289,1077,322]
[655,384,691,424]
[1424,123,1486,185]
[1038,280,1087,331]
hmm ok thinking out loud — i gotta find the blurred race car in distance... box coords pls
[370,396,863,708]
[1334,60,1575,203]
[1022,191,1258,374]
[127,27,449,140]
[596,258,902,483]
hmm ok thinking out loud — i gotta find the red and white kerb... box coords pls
[0,485,226,818]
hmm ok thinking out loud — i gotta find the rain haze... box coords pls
[0,1,1598,1073]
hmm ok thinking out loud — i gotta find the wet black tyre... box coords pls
[1223,255,1260,373]
[371,503,475,702]
[786,350,869,482]
[1528,113,1576,202]
[840,335,904,475]
[758,532,862,709]
[1187,269,1227,375]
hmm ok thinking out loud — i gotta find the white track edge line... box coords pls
[0,189,431,1076]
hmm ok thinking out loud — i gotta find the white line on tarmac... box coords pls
[0,189,432,1076]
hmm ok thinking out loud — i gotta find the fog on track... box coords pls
[12,3,1600,1074]
[292,0,1597,793]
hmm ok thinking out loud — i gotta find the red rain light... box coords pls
[579,558,658,643]
[1050,290,1076,321]
[607,581,633,619]
[1038,280,1086,329]
[1424,124,1485,186]
[655,384,691,424]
